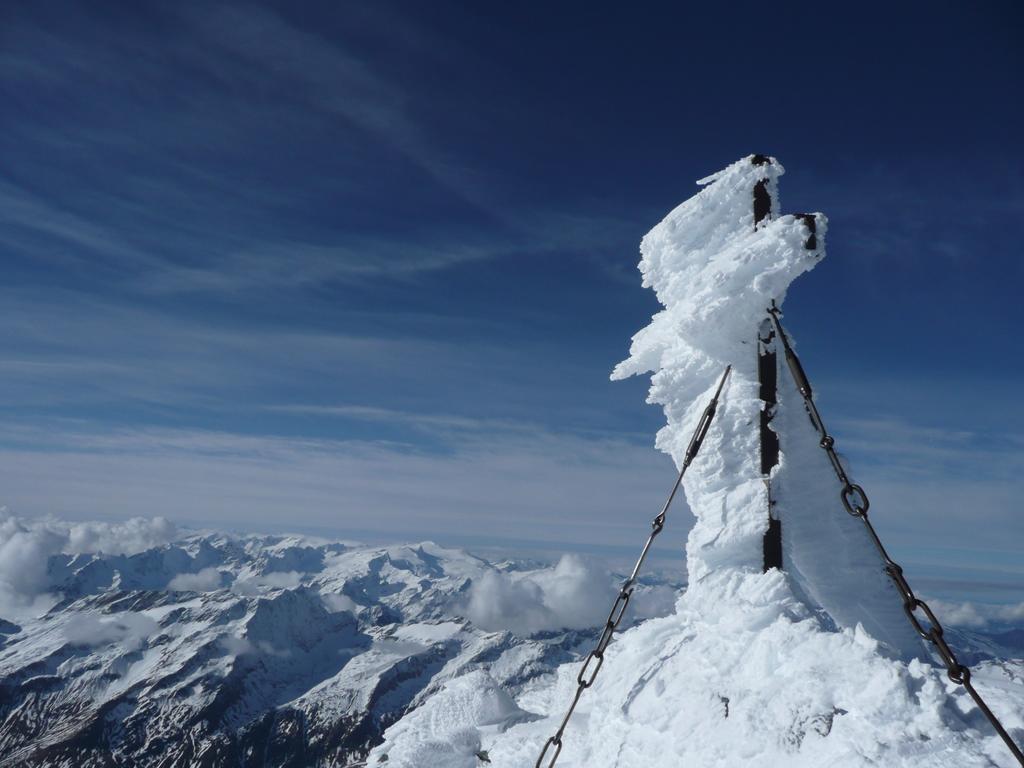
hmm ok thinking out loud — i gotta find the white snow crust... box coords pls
[368,670,534,767]
[374,156,1024,766]
[483,572,1024,767]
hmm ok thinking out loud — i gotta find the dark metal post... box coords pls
[751,154,773,226]
[752,155,784,572]
[759,317,783,571]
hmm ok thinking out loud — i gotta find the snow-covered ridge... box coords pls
[0,514,678,767]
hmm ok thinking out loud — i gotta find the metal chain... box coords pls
[768,306,1024,767]
[535,365,732,768]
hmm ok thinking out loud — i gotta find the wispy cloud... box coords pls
[180,2,487,208]
[0,421,682,558]
[134,240,506,294]
[920,598,1024,630]
[834,416,1021,481]
[0,180,167,274]
[1,3,642,301]
[0,288,522,411]
[266,403,539,435]
[0,174,517,294]
[0,3,517,298]
[825,415,1024,572]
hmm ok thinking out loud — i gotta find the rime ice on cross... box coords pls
[613,155,923,661]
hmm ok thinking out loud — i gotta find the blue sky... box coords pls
[1,2,1022,599]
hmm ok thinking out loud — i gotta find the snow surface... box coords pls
[482,572,1024,767]
[369,670,535,767]
[370,156,1024,766]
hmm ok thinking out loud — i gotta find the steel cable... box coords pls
[534,365,732,768]
[768,305,1024,767]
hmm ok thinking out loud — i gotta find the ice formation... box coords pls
[609,155,923,659]
[369,670,535,766]
[374,156,1024,766]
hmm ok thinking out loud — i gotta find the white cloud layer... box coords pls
[231,571,303,597]
[322,592,359,613]
[924,598,1024,629]
[0,509,177,621]
[0,422,681,557]
[167,567,224,592]
[462,554,678,635]
[63,612,158,652]
[218,634,290,658]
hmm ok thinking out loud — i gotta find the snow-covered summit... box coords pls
[611,155,823,588]
[428,157,1024,766]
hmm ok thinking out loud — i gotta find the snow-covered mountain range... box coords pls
[0,520,1020,768]
[0,522,677,767]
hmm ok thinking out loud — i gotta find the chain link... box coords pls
[768,306,1024,767]
[535,365,732,768]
